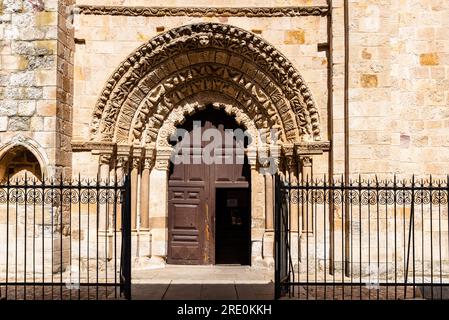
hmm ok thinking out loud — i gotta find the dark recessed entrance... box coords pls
[215,188,251,265]
[167,108,251,265]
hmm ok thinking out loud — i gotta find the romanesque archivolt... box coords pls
[156,99,259,149]
[90,23,322,145]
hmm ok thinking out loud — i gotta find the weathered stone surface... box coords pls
[360,74,378,88]
[420,53,440,66]
[8,116,30,131]
[17,100,36,116]
[284,29,305,44]
[0,116,8,132]
[0,100,18,116]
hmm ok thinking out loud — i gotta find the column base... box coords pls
[261,231,275,269]
[146,256,166,269]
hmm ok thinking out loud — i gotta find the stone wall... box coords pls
[345,0,449,178]
[55,0,74,175]
[0,0,73,176]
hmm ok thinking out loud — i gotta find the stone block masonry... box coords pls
[0,0,73,176]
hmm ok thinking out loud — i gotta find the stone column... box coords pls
[262,165,275,268]
[98,154,112,232]
[114,155,129,230]
[130,157,140,232]
[140,157,152,232]
[284,145,299,233]
[247,148,265,267]
[265,174,274,232]
[93,152,113,261]
[300,156,313,234]
[148,147,172,266]
[137,149,155,260]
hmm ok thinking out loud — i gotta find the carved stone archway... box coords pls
[81,23,331,268]
[155,94,260,149]
[90,22,322,146]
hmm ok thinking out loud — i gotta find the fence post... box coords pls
[120,175,132,300]
[274,174,281,300]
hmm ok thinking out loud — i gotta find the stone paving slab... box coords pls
[235,284,274,300]
[0,285,121,300]
[130,265,274,300]
[132,284,170,300]
[132,265,273,283]
[200,284,238,300]
[131,283,274,300]
[162,284,203,300]
[279,285,425,300]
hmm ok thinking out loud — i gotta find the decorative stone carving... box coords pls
[154,148,173,171]
[131,157,141,170]
[116,156,128,169]
[90,23,321,144]
[143,157,154,170]
[296,141,331,155]
[10,134,28,144]
[99,154,112,165]
[301,156,313,168]
[126,64,284,144]
[285,156,297,171]
[77,5,329,17]
[154,98,259,149]
[282,144,296,178]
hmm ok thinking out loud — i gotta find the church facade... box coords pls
[0,0,448,270]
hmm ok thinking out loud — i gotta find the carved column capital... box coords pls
[247,147,258,170]
[300,156,313,183]
[143,146,156,170]
[300,156,313,168]
[154,147,173,171]
[282,143,295,157]
[116,156,129,169]
[285,155,297,171]
[143,157,154,170]
[257,145,269,167]
[99,153,112,166]
[131,157,141,170]
[270,144,282,168]
[282,144,295,171]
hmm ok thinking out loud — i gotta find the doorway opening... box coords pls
[215,188,251,265]
[167,107,252,265]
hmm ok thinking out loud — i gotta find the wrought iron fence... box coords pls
[0,175,131,300]
[275,175,449,300]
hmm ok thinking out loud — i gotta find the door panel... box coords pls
[167,187,205,264]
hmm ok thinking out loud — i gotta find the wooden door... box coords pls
[167,108,250,265]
